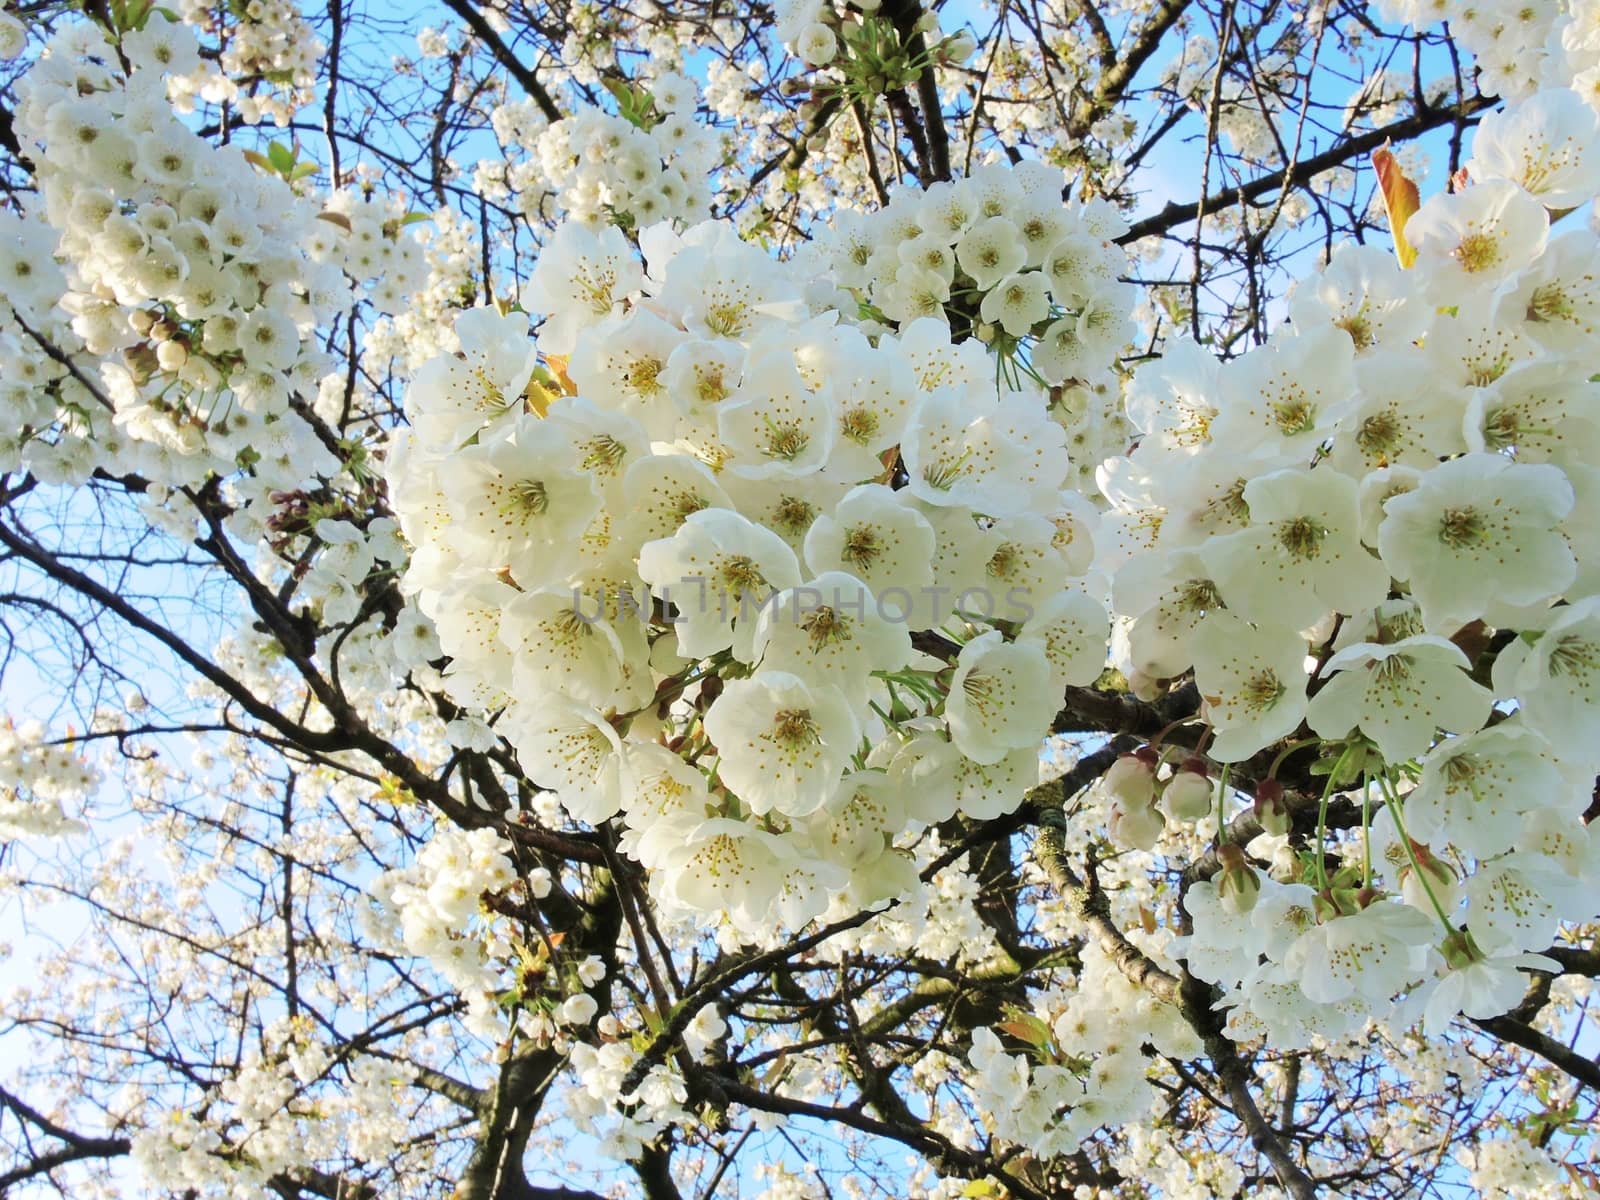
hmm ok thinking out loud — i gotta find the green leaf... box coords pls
[240,149,275,174]
[266,141,296,174]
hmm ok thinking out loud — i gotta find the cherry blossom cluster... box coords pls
[388,163,1131,936]
[773,0,974,74]
[485,73,720,229]
[815,162,1136,387]
[0,719,97,840]
[1382,0,1600,103]
[3,20,386,491]
[965,940,1199,1159]
[367,825,526,1036]
[1095,78,1600,1045]
[165,0,325,125]
[128,1019,415,1197]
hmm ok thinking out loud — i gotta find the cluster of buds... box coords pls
[1105,748,1217,851]
[265,489,312,535]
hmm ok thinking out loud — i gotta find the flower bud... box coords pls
[122,343,159,385]
[1110,799,1164,851]
[1216,842,1260,914]
[1104,752,1156,809]
[1161,762,1213,822]
[1252,778,1291,836]
[156,339,189,372]
[1126,668,1162,701]
[943,30,977,62]
[1399,841,1459,914]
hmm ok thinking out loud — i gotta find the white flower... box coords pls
[0,9,26,59]
[750,571,912,710]
[1494,229,1600,354]
[943,630,1055,765]
[237,307,301,370]
[1422,947,1560,1035]
[1406,724,1573,858]
[659,818,793,918]
[1017,589,1110,689]
[978,271,1050,336]
[1325,347,1468,476]
[1284,900,1436,1005]
[1470,89,1600,210]
[901,387,1068,518]
[1190,612,1309,762]
[637,507,801,661]
[1210,325,1356,455]
[440,417,602,589]
[1307,636,1491,764]
[796,21,837,64]
[703,672,860,817]
[803,483,936,600]
[1463,359,1600,468]
[1494,594,1600,759]
[1465,852,1580,953]
[1123,338,1221,454]
[1201,466,1388,631]
[405,307,536,450]
[500,588,646,710]
[1115,547,1225,679]
[1376,453,1574,632]
[718,351,836,479]
[1175,879,1259,988]
[954,216,1026,290]
[1288,241,1429,354]
[804,770,905,868]
[559,993,599,1026]
[569,309,688,440]
[1407,179,1549,299]
[504,695,625,825]
[619,453,734,546]
[682,1005,727,1061]
[523,222,642,355]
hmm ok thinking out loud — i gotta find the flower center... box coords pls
[1454,232,1502,274]
[1356,410,1401,458]
[762,419,810,461]
[1278,516,1327,560]
[580,434,627,474]
[800,607,849,649]
[720,554,766,595]
[767,708,821,748]
[1438,506,1486,548]
[1240,669,1285,713]
[1271,395,1316,436]
[839,407,880,445]
[842,525,882,570]
[772,495,817,536]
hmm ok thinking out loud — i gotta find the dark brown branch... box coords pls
[1473,1014,1600,1094]
[438,0,562,122]
[1118,94,1496,244]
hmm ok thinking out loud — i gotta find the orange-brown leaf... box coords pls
[1372,144,1421,269]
